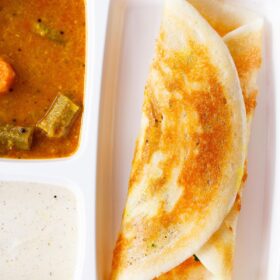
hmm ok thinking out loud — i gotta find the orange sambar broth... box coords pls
[0,0,85,159]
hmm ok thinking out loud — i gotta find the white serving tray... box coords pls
[95,0,280,279]
[1,0,278,279]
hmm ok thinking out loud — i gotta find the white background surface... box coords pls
[95,0,280,279]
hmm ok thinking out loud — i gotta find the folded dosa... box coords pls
[157,1,263,279]
[111,0,247,279]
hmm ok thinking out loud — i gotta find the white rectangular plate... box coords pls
[95,0,280,279]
